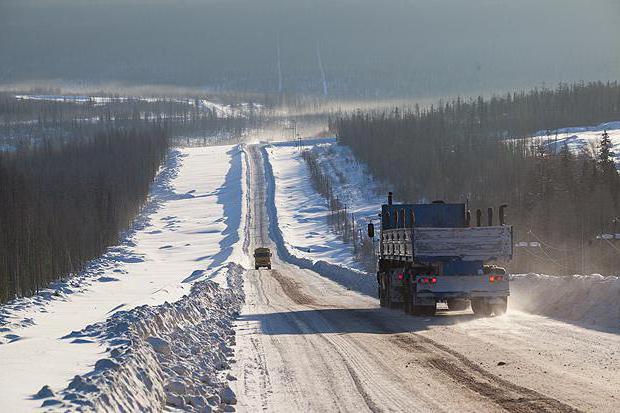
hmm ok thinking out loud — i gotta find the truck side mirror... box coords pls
[367,223,375,238]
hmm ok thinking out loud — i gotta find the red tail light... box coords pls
[489,275,504,283]
[418,276,437,284]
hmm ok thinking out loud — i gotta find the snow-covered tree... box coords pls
[598,130,616,172]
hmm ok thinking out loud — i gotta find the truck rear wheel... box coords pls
[447,299,470,311]
[471,298,492,317]
[404,280,414,314]
[411,305,436,316]
[405,282,435,316]
[378,273,389,308]
[491,297,508,316]
[386,273,401,309]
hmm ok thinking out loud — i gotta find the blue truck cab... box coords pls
[370,193,512,316]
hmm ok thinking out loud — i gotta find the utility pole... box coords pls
[284,119,297,145]
[276,32,283,94]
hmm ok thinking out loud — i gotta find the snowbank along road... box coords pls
[231,144,620,413]
[0,146,248,411]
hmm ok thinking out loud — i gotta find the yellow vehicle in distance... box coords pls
[254,247,272,270]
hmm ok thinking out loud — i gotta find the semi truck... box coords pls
[368,193,512,317]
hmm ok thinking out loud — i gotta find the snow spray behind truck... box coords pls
[367,193,512,316]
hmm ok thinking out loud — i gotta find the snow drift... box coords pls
[261,144,376,297]
[39,264,244,412]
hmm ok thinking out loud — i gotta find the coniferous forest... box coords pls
[0,92,265,303]
[0,92,264,146]
[332,82,620,276]
[0,127,169,302]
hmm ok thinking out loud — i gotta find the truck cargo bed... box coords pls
[381,226,513,262]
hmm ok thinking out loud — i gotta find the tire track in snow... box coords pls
[248,336,273,411]
[258,267,385,411]
[342,362,382,413]
[269,270,317,306]
[336,304,582,413]
[269,278,417,412]
[391,334,582,413]
[277,302,384,413]
[246,143,457,411]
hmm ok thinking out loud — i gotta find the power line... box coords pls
[536,244,572,271]
[603,238,620,255]
[520,245,547,261]
[527,229,581,253]
[316,40,328,97]
[519,231,574,270]
[521,246,572,271]
[276,33,283,94]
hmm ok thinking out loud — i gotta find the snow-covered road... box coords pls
[231,144,620,412]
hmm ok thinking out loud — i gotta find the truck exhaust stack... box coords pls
[499,204,508,225]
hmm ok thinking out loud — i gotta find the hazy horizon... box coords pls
[1,0,619,98]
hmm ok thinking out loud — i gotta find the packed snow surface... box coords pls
[0,144,248,411]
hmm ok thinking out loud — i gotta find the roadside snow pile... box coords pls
[263,141,378,296]
[510,273,620,329]
[38,264,244,412]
